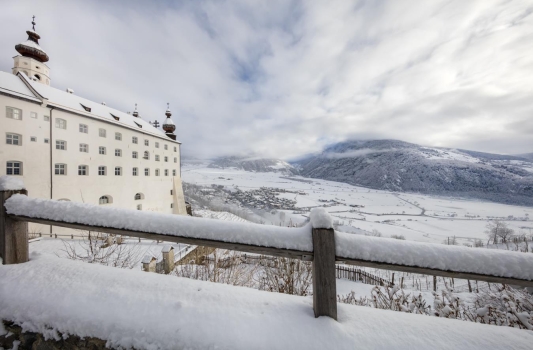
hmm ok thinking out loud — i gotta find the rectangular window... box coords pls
[155,155,160,161]
[79,124,88,133]
[55,118,67,129]
[55,163,66,175]
[6,107,22,120]
[132,136,138,144]
[137,204,142,210]
[174,157,177,163]
[44,138,49,144]
[132,151,138,159]
[6,161,22,175]
[99,128,106,137]
[155,142,159,148]
[165,169,169,176]
[174,146,177,152]
[78,165,88,176]
[133,167,138,176]
[173,169,176,176]
[144,140,149,146]
[99,146,106,155]
[144,168,150,176]
[155,169,160,176]
[31,137,37,142]
[115,149,122,157]
[170,190,173,195]
[79,143,88,152]
[115,132,122,141]
[6,133,22,146]
[44,116,50,121]
[164,156,168,162]
[30,112,38,119]
[115,167,122,176]
[171,203,173,209]
[56,140,67,150]
[98,166,106,176]
[164,145,168,150]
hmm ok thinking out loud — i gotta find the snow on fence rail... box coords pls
[1,181,533,320]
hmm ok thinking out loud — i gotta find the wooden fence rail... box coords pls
[2,188,533,321]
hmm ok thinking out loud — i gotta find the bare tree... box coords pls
[259,257,312,296]
[485,220,514,244]
[61,231,142,269]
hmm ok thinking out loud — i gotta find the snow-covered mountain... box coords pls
[208,156,298,175]
[293,140,533,206]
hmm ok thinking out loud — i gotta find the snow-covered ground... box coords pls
[1,253,532,350]
[182,163,533,245]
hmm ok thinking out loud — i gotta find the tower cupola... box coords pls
[12,16,51,85]
[162,103,176,140]
[132,103,139,118]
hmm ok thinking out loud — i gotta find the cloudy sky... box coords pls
[1,0,532,159]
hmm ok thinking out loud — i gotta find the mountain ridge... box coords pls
[293,140,533,206]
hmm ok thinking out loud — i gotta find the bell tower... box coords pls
[12,16,51,86]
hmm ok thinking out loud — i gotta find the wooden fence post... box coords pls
[312,227,337,320]
[0,189,29,264]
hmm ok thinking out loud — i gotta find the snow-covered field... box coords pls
[182,162,533,245]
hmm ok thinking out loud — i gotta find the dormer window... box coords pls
[80,104,91,112]
[134,122,143,128]
[110,113,120,121]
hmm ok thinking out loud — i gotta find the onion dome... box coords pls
[15,16,49,63]
[162,103,176,134]
[132,103,139,118]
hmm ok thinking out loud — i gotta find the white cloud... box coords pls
[1,0,532,159]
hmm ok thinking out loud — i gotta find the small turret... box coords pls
[13,16,51,85]
[132,103,139,118]
[162,103,176,140]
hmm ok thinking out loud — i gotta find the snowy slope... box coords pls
[295,140,533,206]
[209,156,298,175]
[1,253,532,350]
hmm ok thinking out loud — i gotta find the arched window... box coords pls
[58,198,70,202]
[134,193,144,200]
[34,74,41,81]
[143,151,150,160]
[99,195,112,205]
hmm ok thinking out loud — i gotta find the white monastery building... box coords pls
[0,18,188,235]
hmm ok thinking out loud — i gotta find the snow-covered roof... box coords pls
[0,70,180,143]
[0,71,41,102]
[141,255,156,264]
[17,39,47,55]
[162,245,173,253]
[20,73,179,143]
[163,117,175,126]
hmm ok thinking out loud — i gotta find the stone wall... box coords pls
[0,320,110,350]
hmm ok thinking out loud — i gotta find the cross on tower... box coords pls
[32,16,36,31]
[152,120,160,128]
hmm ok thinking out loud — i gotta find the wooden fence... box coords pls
[336,265,391,286]
[2,188,533,321]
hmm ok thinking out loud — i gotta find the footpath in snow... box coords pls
[1,253,532,350]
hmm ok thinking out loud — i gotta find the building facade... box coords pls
[0,20,187,235]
